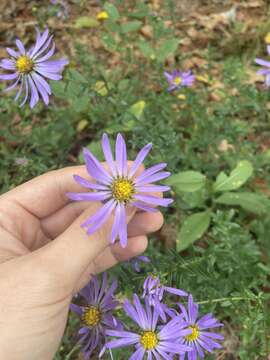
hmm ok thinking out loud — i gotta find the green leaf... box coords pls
[50,81,66,98]
[213,160,253,192]
[157,39,179,63]
[101,33,118,51]
[177,211,211,252]
[68,69,88,84]
[166,171,206,193]
[128,100,146,120]
[179,188,208,210]
[137,41,155,59]
[73,93,89,113]
[121,21,142,33]
[215,192,268,215]
[74,16,99,29]
[104,2,120,21]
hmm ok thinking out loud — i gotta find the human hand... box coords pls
[0,166,163,360]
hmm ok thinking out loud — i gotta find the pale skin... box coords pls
[0,165,164,360]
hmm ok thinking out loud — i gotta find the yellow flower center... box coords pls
[185,325,200,342]
[16,55,34,74]
[82,306,102,327]
[174,76,182,86]
[111,178,134,202]
[140,331,158,350]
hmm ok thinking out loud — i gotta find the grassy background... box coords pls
[1,1,270,359]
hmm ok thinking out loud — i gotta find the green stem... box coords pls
[197,296,252,305]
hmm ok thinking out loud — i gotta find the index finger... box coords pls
[1,166,89,219]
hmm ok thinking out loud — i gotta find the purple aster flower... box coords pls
[127,255,151,272]
[164,70,195,91]
[67,133,173,248]
[105,294,192,359]
[0,28,68,108]
[142,275,188,321]
[255,45,270,87]
[70,272,121,359]
[177,295,224,359]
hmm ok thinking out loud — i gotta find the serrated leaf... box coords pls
[157,39,179,63]
[213,160,253,192]
[121,20,142,33]
[215,192,268,215]
[74,16,99,28]
[177,211,211,251]
[166,171,206,192]
[104,2,120,21]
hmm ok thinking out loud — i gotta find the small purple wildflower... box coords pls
[164,70,195,91]
[0,28,68,108]
[105,294,192,359]
[127,255,151,272]
[177,295,224,359]
[70,273,121,359]
[67,133,173,248]
[255,45,270,87]
[142,275,188,320]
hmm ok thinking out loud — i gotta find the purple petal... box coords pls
[102,133,117,177]
[133,194,173,207]
[73,174,108,190]
[30,28,49,58]
[35,42,55,63]
[255,58,270,68]
[115,133,128,177]
[3,77,20,92]
[0,73,18,80]
[16,39,26,55]
[136,185,170,193]
[27,75,39,108]
[83,147,112,185]
[188,295,198,324]
[164,286,188,297]
[129,346,145,360]
[70,303,83,315]
[81,199,115,227]
[31,73,49,105]
[128,143,152,178]
[67,191,111,202]
[136,171,171,186]
[85,200,116,235]
[6,47,19,58]
[0,59,16,70]
[118,203,127,247]
[132,201,158,213]
[111,203,121,243]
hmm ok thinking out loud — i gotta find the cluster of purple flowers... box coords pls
[71,272,224,359]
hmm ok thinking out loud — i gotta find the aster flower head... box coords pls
[70,272,120,359]
[105,294,192,359]
[177,295,224,359]
[126,255,151,272]
[67,133,173,248]
[164,70,195,92]
[142,275,188,320]
[255,45,270,87]
[0,28,68,108]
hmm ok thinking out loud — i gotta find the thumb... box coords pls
[38,202,136,289]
